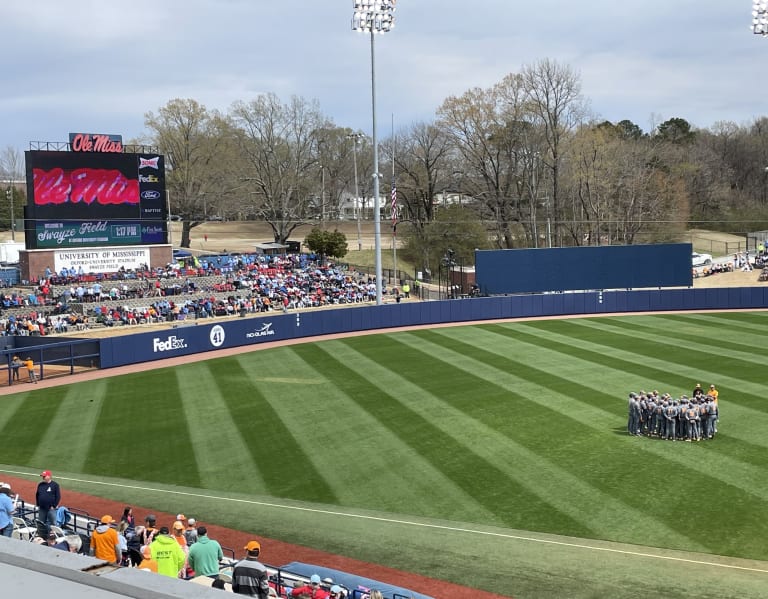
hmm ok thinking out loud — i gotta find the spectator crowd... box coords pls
[1,470,398,598]
[0,251,407,338]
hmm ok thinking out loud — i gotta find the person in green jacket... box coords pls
[187,526,223,578]
[150,526,186,578]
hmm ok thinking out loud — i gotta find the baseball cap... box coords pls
[172,521,184,530]
[310,574,321,584]
[187,518,196,526]
[141,545,152,559]
[100,515,115,524]
[244,540,261,552]
[331,585,342,595]
[40,470,52,477]
[176,513,186,521]
[146,514,156,523]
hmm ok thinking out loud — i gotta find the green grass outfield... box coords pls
[2,311,768,598]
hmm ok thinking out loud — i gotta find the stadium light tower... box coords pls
[352,0,396,305]
[753,1,768,35]
[346,132,365,251]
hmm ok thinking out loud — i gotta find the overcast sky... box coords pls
[0,1,765,152]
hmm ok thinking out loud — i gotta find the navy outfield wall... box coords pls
[97,286,768,368]
[475,243,693,295]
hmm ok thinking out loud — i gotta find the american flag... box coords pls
[390,177,397,235]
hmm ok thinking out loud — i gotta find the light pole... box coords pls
[165,190,173,247]
[320,164,326,223]
[347,133,364,251]
[5,188,14,241]
[753,1,768,35]
[352,0,396,305]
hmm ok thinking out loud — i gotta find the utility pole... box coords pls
[347,133,364,251]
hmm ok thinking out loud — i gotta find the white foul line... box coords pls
[5,469,768,575]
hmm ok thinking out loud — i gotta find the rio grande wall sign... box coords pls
[54,246,150,274]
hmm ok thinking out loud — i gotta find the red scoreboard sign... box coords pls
[69,132,124,153]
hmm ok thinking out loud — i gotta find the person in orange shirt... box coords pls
[138,544,158,572]
[171,520,188,551]
[707,384,720,434]
[91,515,121,564]
[707,384,719,405]
[24,357,37,383]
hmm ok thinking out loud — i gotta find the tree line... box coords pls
[3,58,768,271]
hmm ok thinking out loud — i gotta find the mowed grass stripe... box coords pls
[291,341,593,536]
[254,348,492,520]
[175,362,266,491]
[329,336,703,549]
[619,312,768,342]
[210,356,337,503]
[83,371,201,488]
[413,326,768,558]
[0,391,32,433]
[0,387,68,466]
[30,380,109,473]
[661,311,768,337]
[566,318,767,399]
[514,318,768,416]
[580,315,765,369]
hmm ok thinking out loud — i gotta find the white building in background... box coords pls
[337,193,385,220]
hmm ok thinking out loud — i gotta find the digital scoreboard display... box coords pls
[24,149,168,249]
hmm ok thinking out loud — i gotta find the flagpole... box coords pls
[391,113,397,288]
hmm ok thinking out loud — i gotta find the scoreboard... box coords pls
[25,141,168,249]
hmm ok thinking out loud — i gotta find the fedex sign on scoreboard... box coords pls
[25,138,167,249]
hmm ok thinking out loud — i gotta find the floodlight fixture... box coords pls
[753,0,768,35]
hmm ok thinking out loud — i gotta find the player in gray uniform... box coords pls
[664,400,678,441]
[645,395,657,436]
[704,397,718,439]
[684,402,699,441]
[677,397,688,439]
[627,393,640,435]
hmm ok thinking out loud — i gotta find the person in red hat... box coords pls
[91,515,121,564]
[35,470,60,536]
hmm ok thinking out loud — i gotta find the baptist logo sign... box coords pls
[153,335,188,352]
[246,322,275,339]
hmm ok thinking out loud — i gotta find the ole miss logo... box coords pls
[69,133,123,153]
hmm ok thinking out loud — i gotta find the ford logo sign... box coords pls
[141,190,161,200]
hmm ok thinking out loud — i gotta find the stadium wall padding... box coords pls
[475,243,693,294]
[97,287,768,368]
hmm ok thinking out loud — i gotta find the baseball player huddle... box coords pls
[627,384,719,442]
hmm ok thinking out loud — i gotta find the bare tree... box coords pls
[144,98,232,247]
[230,94,330,243]
[521,58,587,245]
[438,75,546,248]
[0,146,25,237]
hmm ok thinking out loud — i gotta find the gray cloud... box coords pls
[0,1,764,149]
